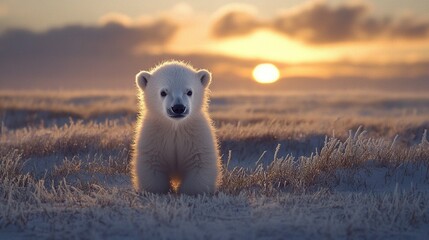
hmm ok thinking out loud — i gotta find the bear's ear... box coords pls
[197,69,212,88]
[135,71,151,90]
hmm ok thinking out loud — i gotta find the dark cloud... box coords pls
[211,2,429,44]
[0,19,177,56]
[389,17,429,39]
[273,2,370,43]
[211,10,262,38]
[0,19,178,89]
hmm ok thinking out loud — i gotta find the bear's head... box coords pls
[136,61,211,121]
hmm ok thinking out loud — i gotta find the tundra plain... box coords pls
[1,90,428,239]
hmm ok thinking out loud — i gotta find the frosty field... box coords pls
[1,90,429,239]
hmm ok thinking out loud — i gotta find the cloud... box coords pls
[98,13,134,26]
[0,19,178,89]
[211,1,429,44]
[211,4,262,38]
[389,17,429,39]
[273,2,371,43]
[0,18,177,57]
[212,10,261,38]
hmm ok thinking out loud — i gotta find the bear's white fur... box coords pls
[131,61,221,195]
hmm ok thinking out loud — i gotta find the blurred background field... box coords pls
[2,90,429,160]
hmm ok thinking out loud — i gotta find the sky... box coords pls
[0,0,428,91]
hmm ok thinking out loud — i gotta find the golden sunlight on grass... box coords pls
[252,63,280,84]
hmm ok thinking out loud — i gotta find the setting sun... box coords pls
[252,63,280,84]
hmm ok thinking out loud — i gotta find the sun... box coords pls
[252,63,280,84]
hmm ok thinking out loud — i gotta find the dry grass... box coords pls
[221,128,429,195]
[0,119,132,159]
[1,90,429,239]
[1,131,428,238]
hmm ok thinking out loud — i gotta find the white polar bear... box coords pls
[131,61,222,195]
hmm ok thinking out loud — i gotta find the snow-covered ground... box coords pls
[1,91,428,239]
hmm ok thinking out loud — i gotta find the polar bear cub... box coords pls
[131,61,222,195]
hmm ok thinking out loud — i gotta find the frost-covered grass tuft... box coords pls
[1,91,429,239]
[221,128,429,195]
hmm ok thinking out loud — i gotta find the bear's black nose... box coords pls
[171,104,186,114]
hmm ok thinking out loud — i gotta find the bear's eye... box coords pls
[187,90,192,96]
[160,91,167,97]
